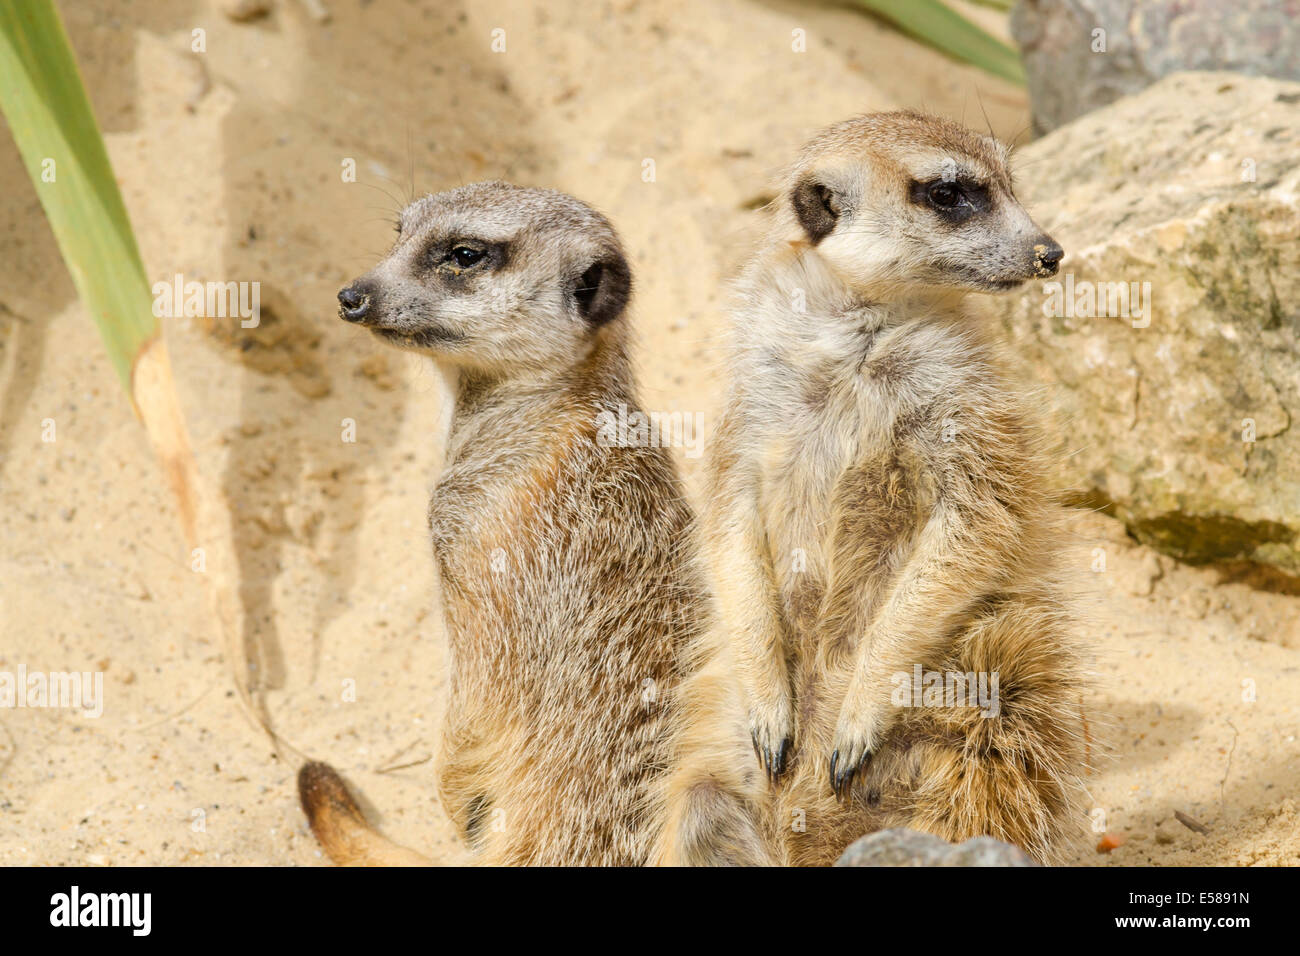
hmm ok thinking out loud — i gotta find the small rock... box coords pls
[221,0,271,22]
[835,828,1039,867]
[1177,587,1212,620]
[182,52,210,113]
[1123,551,1165,597]
[1096,832,1127,853]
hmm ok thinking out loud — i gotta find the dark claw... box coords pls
[752,735,794,783]
[834,749,874,801]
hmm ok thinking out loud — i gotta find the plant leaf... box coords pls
[851,0,1026,85]
[0,1,292,750]
[0,0,157,391]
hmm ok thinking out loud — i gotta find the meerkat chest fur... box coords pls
[739,288,1006,649]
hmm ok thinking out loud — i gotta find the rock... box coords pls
[1176,587,1213,620]
[986,73,1300,575]
[1012,0,1300,134]
[1096,832,1127,853]
[1122,551,1165,598]
[835,829,1039,866]
[220,0,272,22]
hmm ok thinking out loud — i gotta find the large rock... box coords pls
[835,829,1039,867]
[1012,0,1300,134]
[988,72,1300,575]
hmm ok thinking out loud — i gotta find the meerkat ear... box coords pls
[792,178,840,244]
[573,252,632,326]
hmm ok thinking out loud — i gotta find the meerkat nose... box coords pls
[1033,239,1064,277]
[338,284,372,322]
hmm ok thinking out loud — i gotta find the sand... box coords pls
[0,0,1295,867]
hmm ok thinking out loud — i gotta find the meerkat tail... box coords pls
[298,761,431,867]
[659,766,775,866]
[655,644,780,867]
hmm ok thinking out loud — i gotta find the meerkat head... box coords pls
[337,181,631,374]
[784,110,1062,297]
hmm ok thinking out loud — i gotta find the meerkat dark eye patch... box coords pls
[792,178,839,244]
[573,252,631,326]
[909,178,992,225]
[422,239,509,276]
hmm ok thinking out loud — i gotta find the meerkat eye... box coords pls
[451,246,485,268]
[927,182,964,208]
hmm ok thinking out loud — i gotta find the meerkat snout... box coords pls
[337,181,632,370]
[1032,238,1064,277]
[782,110,1063,295]
[337,283,372,322]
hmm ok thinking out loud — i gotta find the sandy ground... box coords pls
[0,0,1295,867]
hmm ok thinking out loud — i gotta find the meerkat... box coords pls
[705,111,1088,865]
[299,181,771,866]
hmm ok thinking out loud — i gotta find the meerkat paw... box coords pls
[829,691,890,800]
[748,696,794,783]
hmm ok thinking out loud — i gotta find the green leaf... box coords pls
[851,0,1026,85]
[0,0,157,393]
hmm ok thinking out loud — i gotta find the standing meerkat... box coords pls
[706,111,1088,864]
[299,182,770,866]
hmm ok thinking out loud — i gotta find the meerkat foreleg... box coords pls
[706,489,793,780]
[829,502,1011,797]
